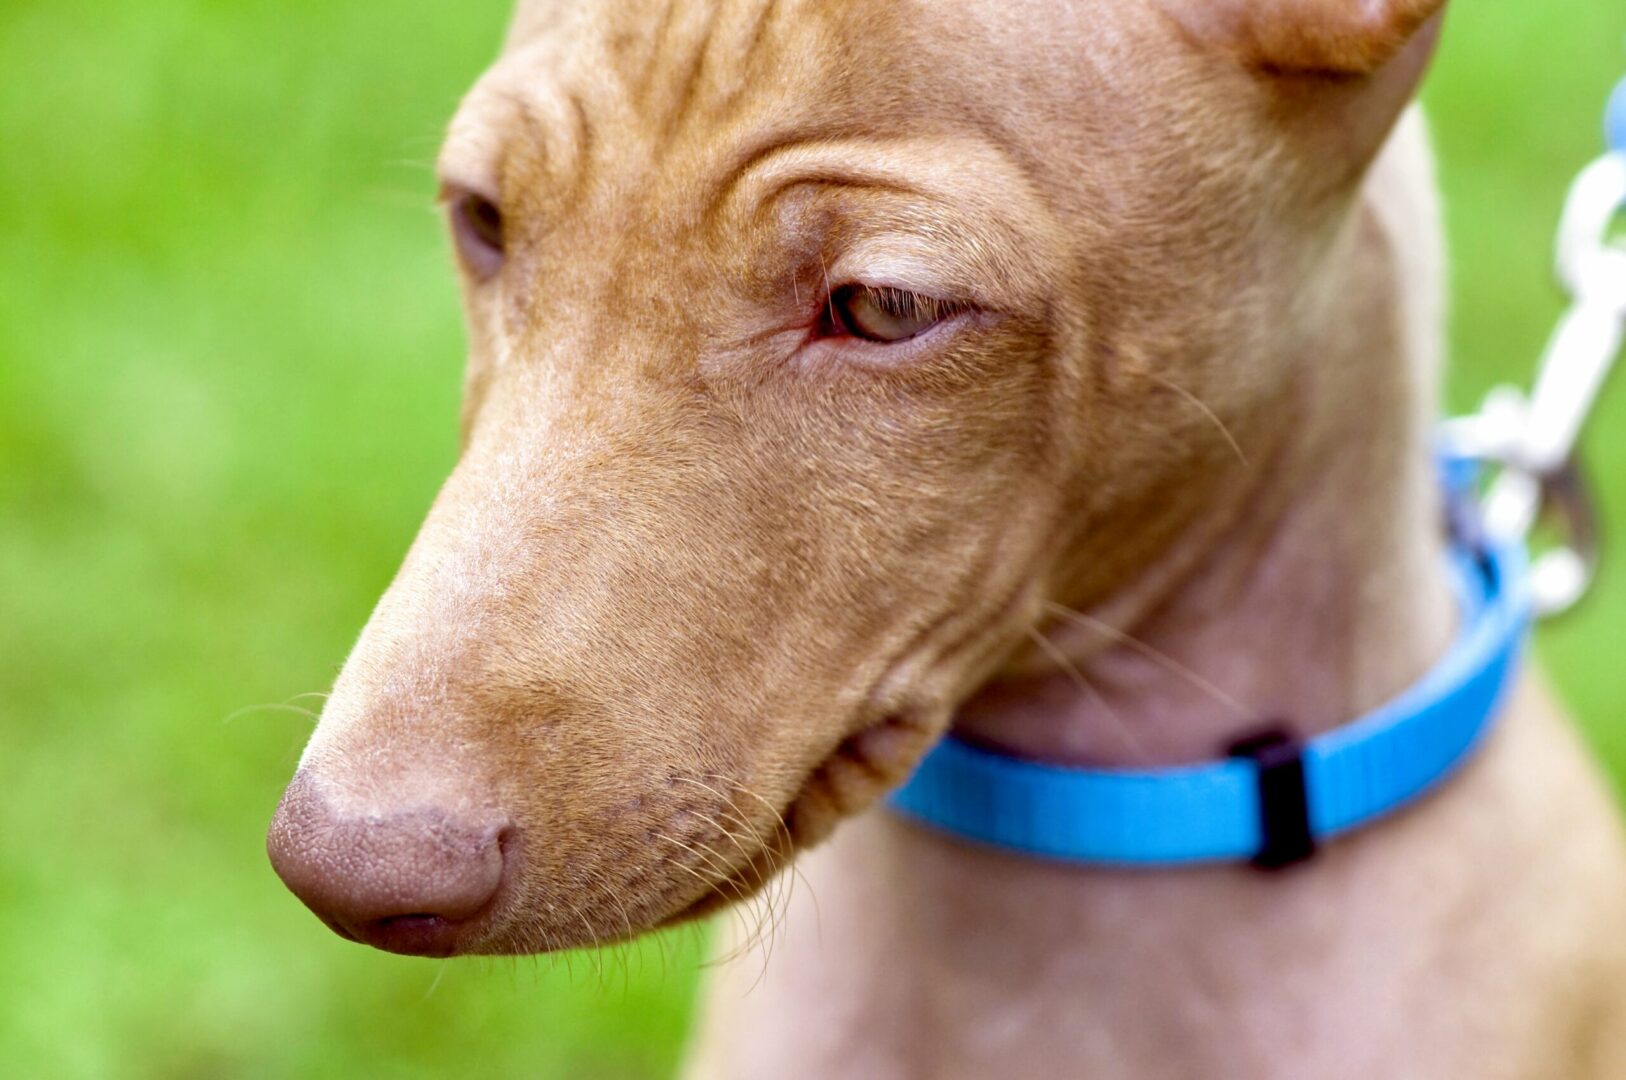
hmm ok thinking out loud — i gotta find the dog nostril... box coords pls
[365,913,450,937]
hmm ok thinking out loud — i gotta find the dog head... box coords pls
[268,0,1445,956]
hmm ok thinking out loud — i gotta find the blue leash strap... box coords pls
[1606,75,1625,152]
[887,538,1532,868]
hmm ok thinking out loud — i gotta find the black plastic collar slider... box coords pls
[1228,725,1317,871]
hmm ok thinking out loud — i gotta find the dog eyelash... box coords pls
[824,284,968,343]
[869,286,958,322]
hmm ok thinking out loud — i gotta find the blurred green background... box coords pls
[1,2,1623,1076]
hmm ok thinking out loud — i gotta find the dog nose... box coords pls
[267,772,508,957]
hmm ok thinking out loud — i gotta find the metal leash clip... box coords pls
[1440,80,1626,618]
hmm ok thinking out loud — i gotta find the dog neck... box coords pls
[952,118,1456,771]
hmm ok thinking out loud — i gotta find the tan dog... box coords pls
[267,1,1626,1075]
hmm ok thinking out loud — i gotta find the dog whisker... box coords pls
[1144,370,1250,468]
[688,830,776,968]
[700,772,822,940]
[674,776,797,953]
[421,960,451,1001]
[654,829,761,958]
[818,249,837,331]
[221,701,320,725]
[1027,625,1155,765]
[1041,600,1249,720]
[733,785,819,938]
[560,895,613,990]
[681,775,804,975]
[581,864,641,994]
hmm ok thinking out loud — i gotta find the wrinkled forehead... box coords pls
[498,0,1041,109]
[443,0,1166,190]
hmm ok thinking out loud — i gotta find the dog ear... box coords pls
[1162,0,1445,75]
[1162,0,1446,180]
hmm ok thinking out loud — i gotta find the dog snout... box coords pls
[266,772,510,957]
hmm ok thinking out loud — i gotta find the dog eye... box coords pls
[828,284,959,343]
[448,190,505,278]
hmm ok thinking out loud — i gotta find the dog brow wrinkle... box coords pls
[645,0,796,147]
[655,0,722,145]
[736,0,781,76]
[566,93,593,204]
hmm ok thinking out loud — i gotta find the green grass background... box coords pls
[1,2,1623,1076]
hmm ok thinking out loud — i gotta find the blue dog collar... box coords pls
[888,537,1531,869]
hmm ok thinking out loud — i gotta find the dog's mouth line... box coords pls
[655,830,792,927]
[452,714,936,949]
[654,710,933,928]
[651,742,854,929]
